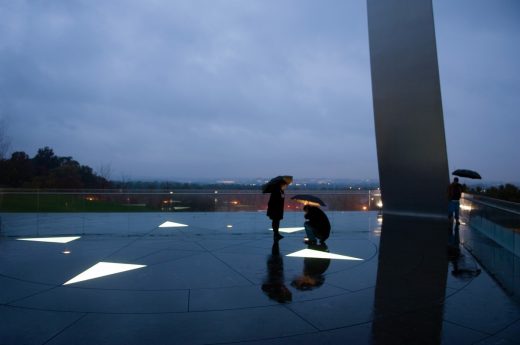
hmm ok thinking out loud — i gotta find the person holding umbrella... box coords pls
[303,204,331,245]
[449,169,481,225]
[263,176,292,241]
[291,194,330,245]
[448,177,463,225]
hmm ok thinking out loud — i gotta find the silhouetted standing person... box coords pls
[267,181,288,241]
[448,177,463,224]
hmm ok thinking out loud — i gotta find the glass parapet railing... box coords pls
[461,193,520,256]
[0,189,382,237]
[460,193,520,302]
[0,189,382,213]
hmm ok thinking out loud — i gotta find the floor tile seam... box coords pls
[442,318,493,338]
[293,318,375,334]
[371,298,453,324]
[0,250,377,289]
[0,272,58,287]
[3,232,375,240]
[191,287,362,309]
[1,301,298,316]
[194,330,322,345]
[283,304,321,332]
[193,238,265,253]
[284,289,355,305]
[185,231,267,239]
[105,225,165,259]
[39,285,193,292]
[0,272,255,293]
[41,313,89,345]
[4,284,61,305]
[191,241,257,286]
[187,282,263,292]
[324,260,376,276]
[467,316,520,344]
[442,279,478,300]
[321,249,379,277]
[321,281,359,293]
[0,302,88,315]
[212,247,274,256]
[0,270,207,293]
[134,249,211,265]
[8,290,376,315]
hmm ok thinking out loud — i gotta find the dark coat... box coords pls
[304,206,330,240]
[267,189,285,220]
[448,182,463,200]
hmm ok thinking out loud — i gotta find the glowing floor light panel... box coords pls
[287,249,364,261]
[269,227,305,233]
[159,221,188,228]
[63,262,146,285]
[17,236,81,244]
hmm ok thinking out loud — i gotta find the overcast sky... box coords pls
[1,0,518,182]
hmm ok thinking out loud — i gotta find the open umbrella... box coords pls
[452,169,481,179]
[262,175,293,193]
[291,194,326,207]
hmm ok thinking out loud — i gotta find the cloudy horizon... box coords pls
[1,0,519,183]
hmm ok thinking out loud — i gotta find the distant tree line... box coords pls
[468,183,520,203]
[112,181,264,191]
[111,180,377,191]
[0,147,110,188]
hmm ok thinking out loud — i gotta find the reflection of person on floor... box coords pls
[267,182,288,241]
[291,243,331,291]
[303,205,330,245]
[448,177,463,225]
[261,241,292,303]
[447,223,461,262]
[447,224,481,279]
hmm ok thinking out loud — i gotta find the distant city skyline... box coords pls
[1,1,519,182]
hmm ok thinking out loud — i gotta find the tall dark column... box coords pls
[371,216,449,344]
[367,0,449,218]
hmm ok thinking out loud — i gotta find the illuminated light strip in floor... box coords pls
[269,227,305,233]
[17,236,81,244]
[63,262,146,285]
[158,221,189,228]
[286,249,364,261]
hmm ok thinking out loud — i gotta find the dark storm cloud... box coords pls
[0,0,518,181]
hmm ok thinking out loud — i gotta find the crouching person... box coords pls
[303,205,330,245]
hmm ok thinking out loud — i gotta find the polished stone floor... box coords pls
[0,211,519,344]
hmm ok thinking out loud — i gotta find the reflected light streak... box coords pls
[460,205,473,211]
[63,262,146,285]
[287,249,363,260]
[17,236,81,244]
[159,221,188,228]
[269,227,305,233]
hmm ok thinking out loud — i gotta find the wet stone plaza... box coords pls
[0,211,519,344]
